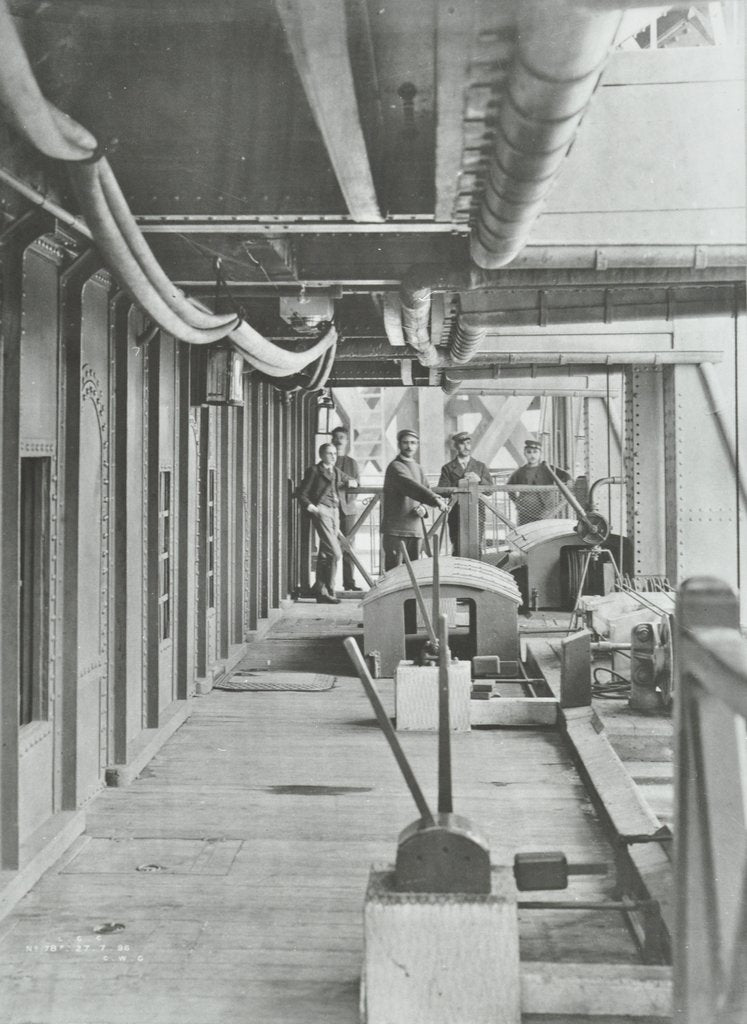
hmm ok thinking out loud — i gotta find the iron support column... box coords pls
[625,367,666,578]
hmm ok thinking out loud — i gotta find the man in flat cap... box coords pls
[381,428,449,572]
[506,437,572,526]
[438,431,492,556]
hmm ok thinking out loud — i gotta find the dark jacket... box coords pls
[506,461,572,525]
[296,463,355,513]
[335,453,360,515]
[438,456,493,550]
[438,456,492,490]
[381,455,441,537]
[506,463,571,487]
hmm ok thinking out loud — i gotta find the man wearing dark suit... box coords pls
[381,428,449,572]
[330,426,361,592]
[297,442,358,603]
[438,431,493,556]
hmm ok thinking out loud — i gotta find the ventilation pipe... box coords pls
[399,265,469,367]
[449,318,487,364]
[399,0,623,364]
[470,0,623,269]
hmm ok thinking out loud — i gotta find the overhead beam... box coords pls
[274,0,382,222]
[451,384,620,397]
[137,216,459,234]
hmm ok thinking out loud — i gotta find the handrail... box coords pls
[680,626,747,720]
[674,577,747,1024]
[346,484,565,494]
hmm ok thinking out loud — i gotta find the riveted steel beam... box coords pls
[273,0,382,223]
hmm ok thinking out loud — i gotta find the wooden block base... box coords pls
[362,867,520,1024]
[394,661,472,731]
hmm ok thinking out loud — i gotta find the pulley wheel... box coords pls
[575,512,609,545]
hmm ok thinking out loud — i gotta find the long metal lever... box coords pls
[542,462,597,529]
[437,613,453,815]
[419,516,432,557]
[343,637,435,826]
[426,497,454,542]
[336,530,375,589]
[400,541,438,646]
[433,525,441,626]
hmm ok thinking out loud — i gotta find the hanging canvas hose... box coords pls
[0,0,336,379]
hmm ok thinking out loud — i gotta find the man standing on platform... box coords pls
[506,437,572,526]
[381,428,449,572]
[438,431,493,556]
[330,426,362,592]
[297,442,358,604]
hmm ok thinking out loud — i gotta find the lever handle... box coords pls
[344,637,435,826]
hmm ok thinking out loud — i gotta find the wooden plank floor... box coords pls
[0,602,656,1024]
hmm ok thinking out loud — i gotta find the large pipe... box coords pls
[70,161,238,344]
[0,0,337,379]
[399,259,746,364]
[399,264,472,366]
[470,0,623,269]
[588,475,624,509]
[450,318,487,364]
[69,162,237,345]
[0,1,97,161]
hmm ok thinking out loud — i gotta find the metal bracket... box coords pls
[618,825,673,845]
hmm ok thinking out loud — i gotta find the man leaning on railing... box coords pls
[381,428,449,572]
[438,430,492,556]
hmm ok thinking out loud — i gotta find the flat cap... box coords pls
[397,428,419,443]
[524,437,542,449]
[452,431,471,444]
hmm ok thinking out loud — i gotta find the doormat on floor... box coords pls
[215,671,337,692]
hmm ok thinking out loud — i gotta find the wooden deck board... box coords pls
[0,608,659,1023]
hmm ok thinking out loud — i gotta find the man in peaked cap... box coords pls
[438,431,492,556]
[506,436,572,526]
[381,428,449,572]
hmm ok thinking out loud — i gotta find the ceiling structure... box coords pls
[1,0,745,388]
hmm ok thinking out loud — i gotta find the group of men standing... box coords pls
[297,425,570,603]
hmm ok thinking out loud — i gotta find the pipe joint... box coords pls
[471,0,621,268]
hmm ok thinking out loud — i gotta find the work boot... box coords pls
[317,592,341,605]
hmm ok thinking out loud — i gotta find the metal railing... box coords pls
[292,482,575,594]
[674,577,747,1024]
